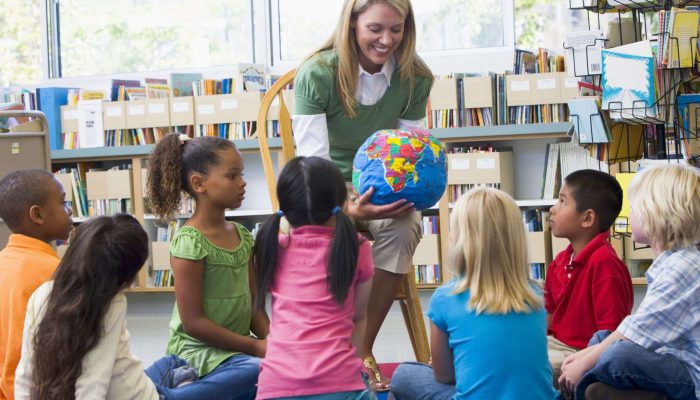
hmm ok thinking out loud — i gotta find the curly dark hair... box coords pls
[146,133,236,220]
[31,214,148,400]
[0,169,55,231]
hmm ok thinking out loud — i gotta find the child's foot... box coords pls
[362,355,390,392]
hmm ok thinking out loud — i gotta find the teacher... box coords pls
[292,0,434,391]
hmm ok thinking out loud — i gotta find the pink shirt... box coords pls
[256,225,374,399]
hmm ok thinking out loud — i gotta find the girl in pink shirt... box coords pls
[253,156,375,399]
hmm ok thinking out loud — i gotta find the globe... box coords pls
[352,128,447,211]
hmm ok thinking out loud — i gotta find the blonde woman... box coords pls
[391,188,556,400]
[292,0,434,390]
[559,164,700,400]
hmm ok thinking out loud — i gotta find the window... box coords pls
[515,0,588,50]
[0,0,43,85]
[270,0,515,73]
[55,0,254,77]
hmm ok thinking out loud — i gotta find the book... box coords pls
[564,30,604,77]
[567,97,611,144]
[169,73,202,97]
[109,79,140,101]
[36,87,75,150]
[77,99,105,148]
[602,41,655,120]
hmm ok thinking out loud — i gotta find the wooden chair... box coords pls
[256,69,431,364]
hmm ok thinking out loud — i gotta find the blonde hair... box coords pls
[449,188,541,315]
[628,163,700,251]
[305,0,433,118]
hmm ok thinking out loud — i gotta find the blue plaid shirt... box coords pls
[617,245,700,399]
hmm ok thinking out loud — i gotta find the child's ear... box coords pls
[581,209,596,229]
[189,173,206,194]
[28,205,45,226]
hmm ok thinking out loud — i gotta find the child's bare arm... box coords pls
[172,256,265,357]
[248,260,270,340]
[430,321,456,384]
[559,330,626,391]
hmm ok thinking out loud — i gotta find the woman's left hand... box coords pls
[346,187,416,220]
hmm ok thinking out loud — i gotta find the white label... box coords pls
[148,103,166,114]
[63,109,79,120]
[511,80,530,92]
[198,104,215,115]
[220,99,238,110]
[565,78,580,88]
[450,158,470,170]
[476,158,497,169]
[128,105,145,115]
[105,106,122,117]
[172,101,189,113]
[537,78,557,90]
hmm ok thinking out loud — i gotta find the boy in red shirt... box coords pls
[0,169,73,400]
[545,169,633,372]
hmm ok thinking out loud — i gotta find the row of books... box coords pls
[530,263,546,281]
[522,209,549,232]
[542,141,610,199]
[421,215,439,235]
[414,264,441,285]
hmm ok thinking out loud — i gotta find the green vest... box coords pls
[295,50,433,179]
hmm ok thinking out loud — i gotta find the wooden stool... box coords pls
[257,69,431,364]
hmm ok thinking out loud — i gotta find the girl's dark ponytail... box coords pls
[253,211,283,312]
[146,133,186,220]
[328,207,359,304]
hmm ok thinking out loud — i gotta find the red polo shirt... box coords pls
[544,232,633,349]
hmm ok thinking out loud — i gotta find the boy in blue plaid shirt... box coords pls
[558,163,700,400]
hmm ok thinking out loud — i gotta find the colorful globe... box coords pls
[352,128,447,210]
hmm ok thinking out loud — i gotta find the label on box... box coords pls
[476,158,497,169]
[148,103,166,114]
[198,104,215,115]
[511,80,530,92]
[537,78,557,90]
[128,105,145,115]
[63,110,79,120]
[220,99,238,110]
[565,78,579,88]
[172,102,190,113]
[450,158,470,170]
[105,106,122,117]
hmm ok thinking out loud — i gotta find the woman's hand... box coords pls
[346,187,416,220]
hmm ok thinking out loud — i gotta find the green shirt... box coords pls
[165,224,253,376]
[295,50,433,179]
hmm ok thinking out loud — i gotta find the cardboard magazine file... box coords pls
[145,98,170,127]
[60,105,79,133]
[230,92,263,122]
[54,172,75,208]
[551,236,570,257]
[623,236,654,260]
[446,151,514,195]
[412,234,440,266]
[125,101,148,129]
[505,75,532,106]
[267,90,295,121]
[429,78,458,110]
[170,97,195,126]
[107,169,133,200]
[102,102,127,130]
[531,72,561,105]
[194,93,263,125]
[462,76,493,109]
[85,170,110,200]
[526,231,549,264]
[559,73,581,102]
[151,241,172,270]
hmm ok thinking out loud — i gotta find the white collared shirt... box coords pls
[292,57,425,160]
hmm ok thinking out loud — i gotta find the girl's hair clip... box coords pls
[178,134,192,144]
[276,210,285,217]
[332,206,342,215]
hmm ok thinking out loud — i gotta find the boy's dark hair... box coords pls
[0,169,55,231]
[31,214,148,400]
[564,169,623,232]
[146,134,236,220]
[253,156,359,311]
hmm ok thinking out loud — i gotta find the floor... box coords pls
[126,291,434,368]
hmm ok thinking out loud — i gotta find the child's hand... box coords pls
[251,338,267,358]
[561,345,595,372]
[558,359,588,393]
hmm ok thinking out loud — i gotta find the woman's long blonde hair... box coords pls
[449,188,541,315]
[305,0,433,118]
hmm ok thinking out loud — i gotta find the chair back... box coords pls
[256,69,296,210]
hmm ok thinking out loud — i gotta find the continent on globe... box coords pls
[352,129,447,210]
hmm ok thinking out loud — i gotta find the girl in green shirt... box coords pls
[147,133,269,400]
[293,0,434,391]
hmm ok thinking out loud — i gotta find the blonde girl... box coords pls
[391,188,556,400]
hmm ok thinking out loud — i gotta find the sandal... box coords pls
[362,355,390,392]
